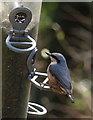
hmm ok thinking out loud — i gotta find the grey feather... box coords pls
[49,63,72,91]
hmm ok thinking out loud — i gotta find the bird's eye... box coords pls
[51,55,56,59]
[51,55,60,63]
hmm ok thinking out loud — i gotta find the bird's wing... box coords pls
[49,64,72,91]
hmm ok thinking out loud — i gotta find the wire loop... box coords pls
[6,30,36,53]
[28,102,47,115]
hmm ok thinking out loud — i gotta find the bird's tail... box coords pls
[67,94,74,103]
[66,89,74,103]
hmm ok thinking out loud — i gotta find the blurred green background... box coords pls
[28,2,91,119]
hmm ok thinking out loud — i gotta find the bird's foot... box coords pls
[40,82,49,90]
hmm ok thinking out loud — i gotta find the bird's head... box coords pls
[45,52,66,63]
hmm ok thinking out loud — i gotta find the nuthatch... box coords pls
[45,52,74,103]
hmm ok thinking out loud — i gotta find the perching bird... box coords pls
[45,52,74,103]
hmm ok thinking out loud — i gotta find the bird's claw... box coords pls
[40,82,44,87]
[40,82,49,90]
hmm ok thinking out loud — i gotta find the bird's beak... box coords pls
[45,52,52,56]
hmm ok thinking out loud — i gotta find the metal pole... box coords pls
[1,2,42,118]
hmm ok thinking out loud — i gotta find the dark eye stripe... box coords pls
[51,55,60,62]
